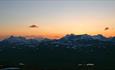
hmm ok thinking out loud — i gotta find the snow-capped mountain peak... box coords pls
[92,34,107,40]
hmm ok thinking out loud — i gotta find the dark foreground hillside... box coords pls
[0,45,115,70]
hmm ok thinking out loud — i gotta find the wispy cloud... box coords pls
[104,27,109,31]
[29,25,38,28]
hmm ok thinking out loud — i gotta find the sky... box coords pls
[0,0,115,39]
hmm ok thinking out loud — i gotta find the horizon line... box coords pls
[0,33,115,41]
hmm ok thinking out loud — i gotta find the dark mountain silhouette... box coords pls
[0,34,115,70]
[0,34,115,47]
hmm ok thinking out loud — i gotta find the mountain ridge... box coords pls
[0,34,115,48]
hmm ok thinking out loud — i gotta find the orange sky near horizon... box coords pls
[0,28,115,40]
[0,15,115,39]
[0,0,115,40]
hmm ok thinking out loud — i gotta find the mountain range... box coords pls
[0,34,115,48]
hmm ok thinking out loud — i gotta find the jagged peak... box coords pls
[7,36,26,40]
[93,34,105,37]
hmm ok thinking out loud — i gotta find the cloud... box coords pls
[104,27,109,31]
[29,25,38,28]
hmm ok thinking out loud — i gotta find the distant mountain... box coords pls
[61,34,107,41]
[0,34,115,48]
[92,34,107,41]
[1,36,45,47]
[56,34,115,48]
[2,36,27,43]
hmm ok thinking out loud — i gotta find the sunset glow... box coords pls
[0,0,115,39]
